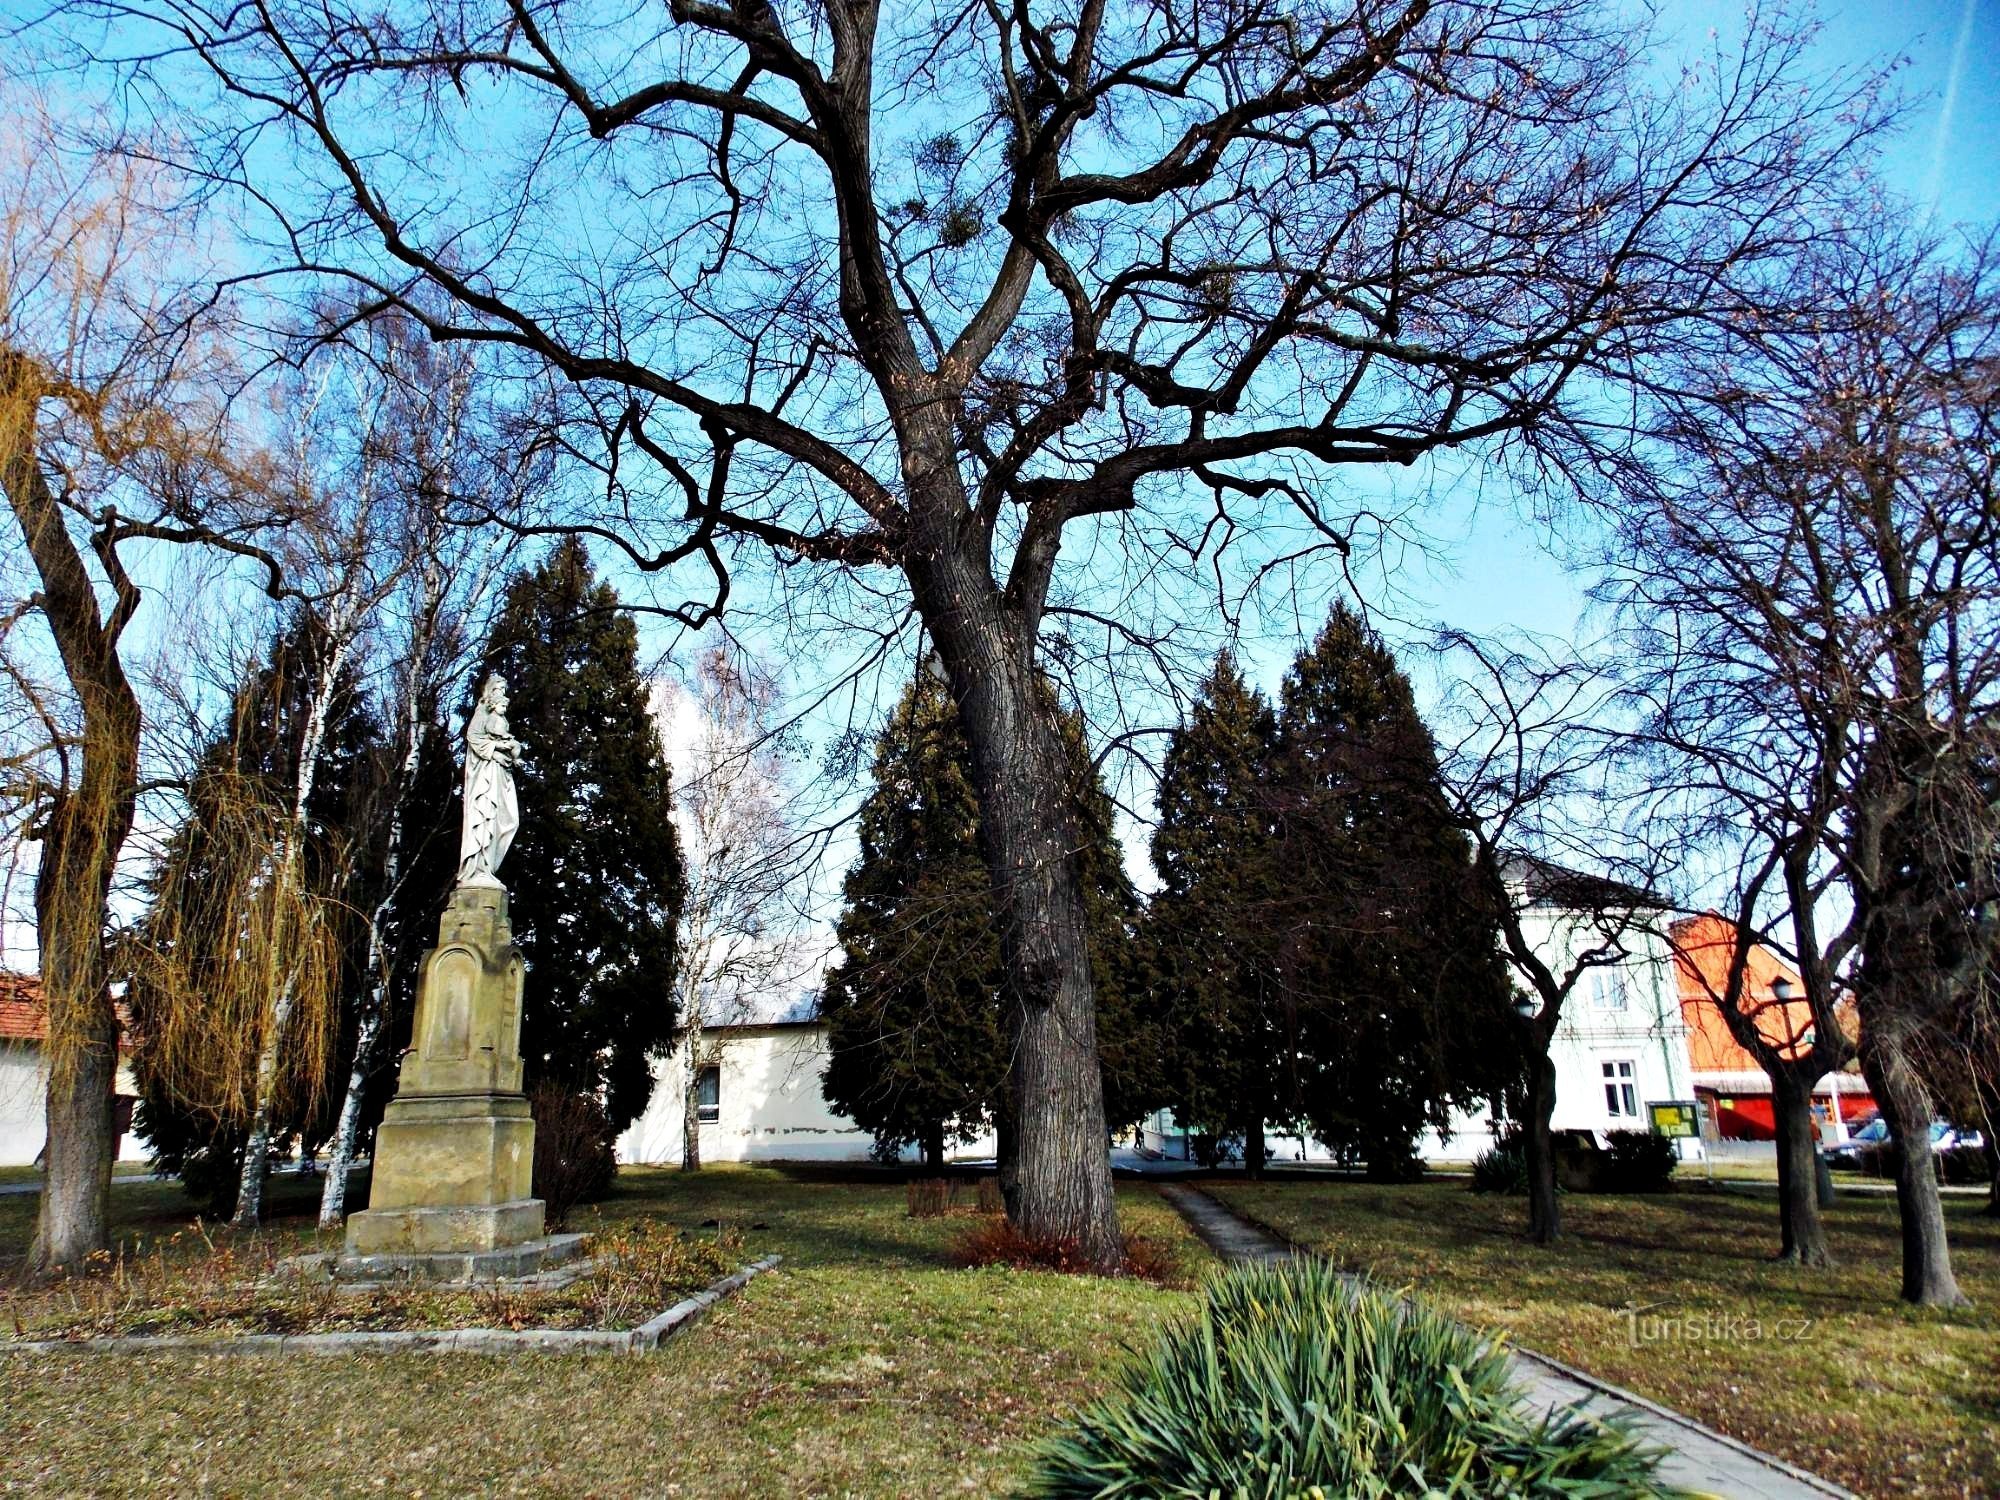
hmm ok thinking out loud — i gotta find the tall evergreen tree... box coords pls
[821,665,1152,1167]
[1267,606,1517,1179]
[477,538,683,1127]
[1145,652,1289,1173]
[131,610,386,1212]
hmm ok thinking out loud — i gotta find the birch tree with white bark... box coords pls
[657,646,811,1171]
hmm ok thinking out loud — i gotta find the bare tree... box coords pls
[0,90,288,1268]
[64,0,1880,1261]
[316,315,529,1229]
[658,645,812,1171]
[1608,221,2000,1304]
[1430,629,1671,1243]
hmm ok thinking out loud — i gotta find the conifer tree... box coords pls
[476,538,683,1127]
[1267,606,1516,1179]
[1145,652,1289,1173]
[821,666,1151,1167]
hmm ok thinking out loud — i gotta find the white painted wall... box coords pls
[620,1022,1001,1165]
[0,1044,47,1165]
[0,1043,143,1166]
[619,1023,880,1164]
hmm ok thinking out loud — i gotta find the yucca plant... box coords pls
[1026,1258,1682,1499]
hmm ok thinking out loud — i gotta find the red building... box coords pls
[1668,916,1872,1143]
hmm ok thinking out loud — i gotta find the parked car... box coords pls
[1827,1116,1987,1180]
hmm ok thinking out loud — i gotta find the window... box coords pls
[695,1065,720,1124]
[1591,968,1631,1013]
[1602,1060,1638,1119]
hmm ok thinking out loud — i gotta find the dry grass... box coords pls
[1213,1178,2000,1499]
[6,1217,740,1341]
[1,1165,1212,1496]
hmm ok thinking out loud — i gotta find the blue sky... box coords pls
[5,0,1997,960]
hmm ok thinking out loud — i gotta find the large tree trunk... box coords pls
[995,1105,1020,1220]
[4,363,142,1274]
[1524,1044,1560,1245]
[922,1120,946,1171]
[1860,1018,1966,1306]
[1242,1111,1266,1180]
[1770,1068,1832,1267]
[913,542,1120,1269]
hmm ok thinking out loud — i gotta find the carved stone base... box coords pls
[346,1195,548,1257]
[334,1231,589,1285]
[344,880,547,1264]
[363,1092,537,1215]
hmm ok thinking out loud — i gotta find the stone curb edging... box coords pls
[1159,1186,1856,1500]
[4,1254,782,1358]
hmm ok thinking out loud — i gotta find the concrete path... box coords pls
[0,1173,157,1197]
[1158,1184,1855,1500]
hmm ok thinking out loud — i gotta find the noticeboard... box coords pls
[1648,1100,1699,1139]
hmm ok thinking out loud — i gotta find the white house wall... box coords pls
[620,1025,876,1164]
[0,1044,46,1165]
[0,1043,143,1167]
[1423,908,1702,1162]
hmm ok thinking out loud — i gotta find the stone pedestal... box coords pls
[342,881,576,1281]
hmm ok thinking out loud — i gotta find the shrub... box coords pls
[1601,1130,1678,1193]
[529,1084,618,1230]
[1470,1127,1531,1195]
[948,1219,1189,1288]
[1026,1258,1677,1499]
[976,1176,1004,1215]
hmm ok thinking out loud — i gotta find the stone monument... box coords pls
[341,674,580,1280]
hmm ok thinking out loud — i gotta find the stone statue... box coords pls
[457,674,522,887]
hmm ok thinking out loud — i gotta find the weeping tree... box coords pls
[1,90,292,1268]
[77,0,1880,1264]
[129,611,385,1216]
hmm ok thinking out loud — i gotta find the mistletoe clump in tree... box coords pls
[1266,607,1517,1179]
[96,0,1878,1263]
[822,666,1151,1175]
[476,537,684,1127]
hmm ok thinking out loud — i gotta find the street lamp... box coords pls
[1771,976,1796,1004]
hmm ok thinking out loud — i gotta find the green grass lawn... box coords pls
[2,1165,1210,1497]
[1212,1179,2000,1499]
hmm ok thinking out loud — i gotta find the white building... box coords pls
[617,994,998,1165]
[1420,861,1703,1163]
[1142,858,1705,1167]
[0,974,142,1167]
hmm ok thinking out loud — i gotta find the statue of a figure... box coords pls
[457,674,522,887]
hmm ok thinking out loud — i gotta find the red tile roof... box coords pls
[0,974,132,1048]
[0,972,46,1043]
